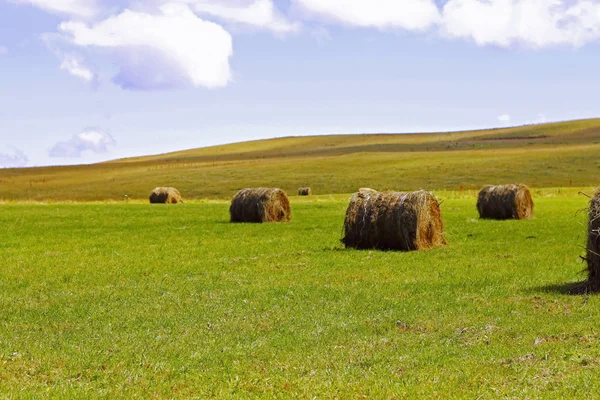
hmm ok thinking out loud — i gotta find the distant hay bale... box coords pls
[149,187,183,204]
[298,187,312,196]
[358,188,377,193]
[585,189,600,291]
[342,189,446,251]
[477,184,534,220]
[230,188,291,223]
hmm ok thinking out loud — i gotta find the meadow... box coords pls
[1,190,599,398]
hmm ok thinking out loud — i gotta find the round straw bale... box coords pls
[358,188,377,193]
[149,187,183,204]
[342,189,446,251]
[298,187,312,196]
[477,184,533,220]
[230,188,291,223]
[586,188,600,290]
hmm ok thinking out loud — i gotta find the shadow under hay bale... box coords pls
[535,282,590,295]
[230,188,291,223]
[298,187,312,196]
[342,189,446,251]
[149,187,183,204]
[477,184,533,220]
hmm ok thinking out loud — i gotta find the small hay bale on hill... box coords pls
[585,189,600,291]
[230,188,291,223]
[298,187,312,196]
[149,187,183,204]
[477,184,533,220]
[358,187,377,193]
[342,189,446,251]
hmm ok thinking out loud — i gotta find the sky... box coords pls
[1,0,600,167]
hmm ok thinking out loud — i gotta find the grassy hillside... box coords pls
[2,118,600,201]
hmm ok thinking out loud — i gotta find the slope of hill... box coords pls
[2,118,600,201]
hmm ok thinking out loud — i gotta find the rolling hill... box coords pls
[3,118,600,201]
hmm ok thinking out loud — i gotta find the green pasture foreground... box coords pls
[0,192,598,398]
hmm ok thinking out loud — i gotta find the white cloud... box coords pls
[40,34,98,85]
[60,54,97,83]
[194,0,300,34]
[293,0,441,31]
[534,113,548,124]
[441,0,600,47]
[292,0,600,48]
[10,0,99,18]
[59,3,233,90]
[49,130,115,158]
[498,114,511,124]
[0,46,8,55]
[0,149,28,168]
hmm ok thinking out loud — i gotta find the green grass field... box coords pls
[1,190,599,398]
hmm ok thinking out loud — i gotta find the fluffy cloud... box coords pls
[0,46,8,55]
[0,149,28,168]
[194,0,300,34]
[498,114,511,124]
[534,113,548,124]
[19,0,600,94]
[49,130,115,158]
[60,54,97,83]
[59,3,233,90]
[10,0,99,18]
[293,0,441,31]
[441,0,600,47]
[294,0,600,47]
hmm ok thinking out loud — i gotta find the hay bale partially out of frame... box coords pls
[149,187,183,204]
[585,188,600,291]
[342,189,446,251]
[230,188,291,223]
[477,184,534,220]
[298,187,312,196]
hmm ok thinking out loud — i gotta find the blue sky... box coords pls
[1,0,600,167]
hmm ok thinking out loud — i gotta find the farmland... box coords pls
[1,118,600,201]
[1,119,600,398]
[0,190,599,398]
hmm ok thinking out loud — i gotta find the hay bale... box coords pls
[149,187,183,204]
[298,187,312,196]
[342,189,446,251]
[477,184,533,220]
[230,188,291,223]
[585,189,600,291]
